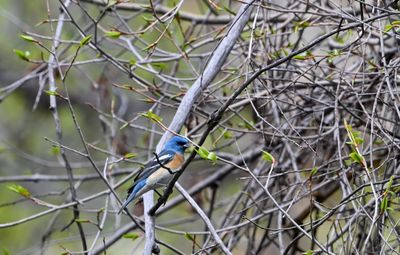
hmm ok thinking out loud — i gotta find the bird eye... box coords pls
[177,140,188,147]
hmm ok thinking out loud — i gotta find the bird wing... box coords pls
[126,150,175,198]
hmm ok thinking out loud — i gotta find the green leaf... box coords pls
[123,233,140,240]
[293,52,308,60]
[207,152,217,164]
[261,150,274,163]
[303,250,314,255]
[294,20,310,32]
[384,24,393,33]
[129,59,137,65]
[8,184,31,197]
[150,62,167,70]
[51,146,61,155]
[195,146,217,163]
[223,130,233,139]
[3,248,11,255]
[80,34,93,46]
[387,176,394,190]
[124,152,137,159]
[327,57,334,65]
[309,167,318,177]
[105,30,122,39]
[344,159,352,166]
[381,196,388,212]
[354,137,364,145]
[331,49,341,56]
[349,152,364,165]
[44,90,60,97]
[184,232,196,242]
[293,50,313,60]
[141,110,163,122]
[13,49,30,61]
[384,21,400,32]
[20,34,37,43]
[196,146,209,159]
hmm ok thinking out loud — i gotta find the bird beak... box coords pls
[184,143,190,148]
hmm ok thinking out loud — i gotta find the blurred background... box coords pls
[1,0,400,254]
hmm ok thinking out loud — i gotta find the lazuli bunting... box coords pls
[118,136,190,214]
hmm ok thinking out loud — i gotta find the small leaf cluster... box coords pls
[195,146,217,164]
[344,120,366,167]
[384,20,400,33]
[141,110,163,123]
[8,184,31,197]
[380,176,396,213]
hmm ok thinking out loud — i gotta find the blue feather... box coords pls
[118,180,146,214]
[117,136,189,214]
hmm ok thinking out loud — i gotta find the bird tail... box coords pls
[117,199,131,214]
[117,180,146,214]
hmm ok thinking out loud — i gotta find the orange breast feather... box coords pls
[166,153,184,170]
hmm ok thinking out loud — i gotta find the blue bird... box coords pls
[118,136,190,214]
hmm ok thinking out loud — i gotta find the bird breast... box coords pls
[146,153,184,187]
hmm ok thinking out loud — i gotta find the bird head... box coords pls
[164,136,190,154]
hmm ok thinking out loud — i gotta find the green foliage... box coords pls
[349,152,364,165]
[13,49,30,61]
[184,232,195,242]
[380,196,389,212]
[344,120,366,167]
[222,130,233,139]
[150,62,167,70]
[381,176,395,213]
[261,150,275,163]
[123,152,137,159]
[79,34,92,47]
[129,58,137,65]
[19,34,37,43]
[44,89,66,100]
[44,90,59,96]
[51,145,61,155]
[293,50,314,60]
[327,49,341,65]
[105,30,122,39]
[196,146,217,164]
[293,20,311,32]
[122,233,140,240]
[7,184,30,197]
[384,20,400,32]
[334,30,352,44]
[141,110,163,122]
[309,167,318,178]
